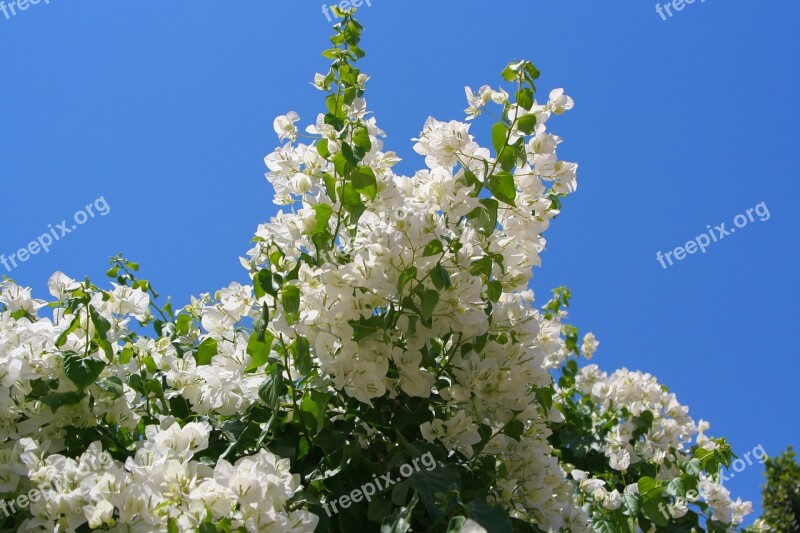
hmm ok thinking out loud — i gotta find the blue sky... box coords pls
[1,0,798,522]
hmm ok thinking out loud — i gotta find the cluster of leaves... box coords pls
[756,447,800,532]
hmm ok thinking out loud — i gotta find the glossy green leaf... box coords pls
[64,352,106,391]
[352,166,377,200]
[491,122,509,154]
[196,338,218,366]
[419,289,439,321]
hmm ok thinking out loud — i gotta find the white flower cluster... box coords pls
[0,275,149,450]
[574,366,752,527]
[0,277,313,531]
[253,81,577,402]
[251,76,590,529]
[698,473,753,526]
[577,365,698,471]
[16,422,316,532]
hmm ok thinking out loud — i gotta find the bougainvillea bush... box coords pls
[0,11,766,533]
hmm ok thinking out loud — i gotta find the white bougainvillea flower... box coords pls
[548,88,575,115]
[273,111,300,142]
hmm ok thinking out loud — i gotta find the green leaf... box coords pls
[300,390,332,435]
[431,263,451,291]
[534,386,554,414]
[258,364,287,409]
[333,151,353,178]
[352,166,377,200]
[312,203,334,235]
[632,410,655,440]
[323,172,337,201]
[316,427,347,455]
[466,198,498,236]
[516,88,534,111]
[397,266,417,295]
[464,169,480,190]
[343,86,357,105]
[487,171,516,205]
[253,269,275,298]
[55,316,80,348]
[342,142,361,166]
[622,492,641,518]
[119,344,134,365]
[419,289,439,321]
[497,144,516,171]
[41,391,84,412]
[324,112,344,132]
[679,458,703,477]
[316,139,331,158]
[487,280,502,302]
[642,499,670,527]
[281,285,301,325]
[466,499,513,533]
[10,309,29,320]
[503,419,524,440]
[322,48,339,60]
[517,113,537,134]
[89,305,113,360]
[64,352,106,391]
[349,314,384,342]
[292,335,312,376]
[523,62,540,82]
[176,314,193,335]
[638,477,665,502]
[143,355,158,374]
[491,122,509,154]
[269,247,285,268]
[353,125,372,153]
[245,331,273,372]
[196,338,218,366]
[96,376,124,399]
[409,464,461,522]
[501,63,518,82]
[341,183,366,224]
[326,94,343,118]
[592,516,624,533]
[422,239,444,257]
[469,256,493,278]
[666,476,688,498]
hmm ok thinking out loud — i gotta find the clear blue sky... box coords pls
[2,0,798,522]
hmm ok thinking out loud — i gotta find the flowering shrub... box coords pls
[0,10,759,533]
